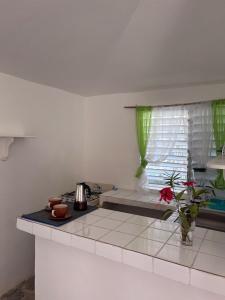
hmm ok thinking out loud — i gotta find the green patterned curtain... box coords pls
[212,99,225,189]
[135,106,152,178]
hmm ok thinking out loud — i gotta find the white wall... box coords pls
[83,83,225,189]
[0,73,84,296]
[36,237,225,300]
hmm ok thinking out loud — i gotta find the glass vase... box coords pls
[180,219,195,246]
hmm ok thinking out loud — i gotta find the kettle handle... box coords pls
[80,182,91,197]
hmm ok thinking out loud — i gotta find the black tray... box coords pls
[22,202,97,227]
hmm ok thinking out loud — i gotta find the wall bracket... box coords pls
[0,135,35,161]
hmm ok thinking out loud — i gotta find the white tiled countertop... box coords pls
[17,208,225,297]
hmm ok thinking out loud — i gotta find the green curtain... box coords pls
[135,106,152,178]
[212,99,225,189]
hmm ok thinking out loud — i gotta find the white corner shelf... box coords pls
[0,135,36,161]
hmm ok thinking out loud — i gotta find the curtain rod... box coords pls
[124,99,214,109]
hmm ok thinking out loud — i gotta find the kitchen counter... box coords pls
[100,188,176,208]
[17,208,225,299]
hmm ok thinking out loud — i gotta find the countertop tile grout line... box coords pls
[191,230,208,268]
[91,213,141,245]
[154,228,177,257]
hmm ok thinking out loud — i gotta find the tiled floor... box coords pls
[1,277,34,300]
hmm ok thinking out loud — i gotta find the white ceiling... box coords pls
[0,0,225,96]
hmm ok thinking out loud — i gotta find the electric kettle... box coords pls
[74,182,91,211]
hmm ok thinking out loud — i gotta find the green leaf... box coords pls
[199,200,208,208]
[162,209,173,220]
[179,210,190,231]
[192,188,209,199]
[176,190,185,201]
[163,171,181,188]
[189,203,199,219]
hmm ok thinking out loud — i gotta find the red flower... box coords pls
[159,187,174,203]
[182,181,196,187]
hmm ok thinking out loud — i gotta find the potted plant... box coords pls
[159,172,211,246]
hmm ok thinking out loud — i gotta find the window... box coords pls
[143,103,216,190]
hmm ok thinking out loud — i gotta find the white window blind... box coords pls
[189,103,216,186]
[145,106,188,189]
[143,103,216,190]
